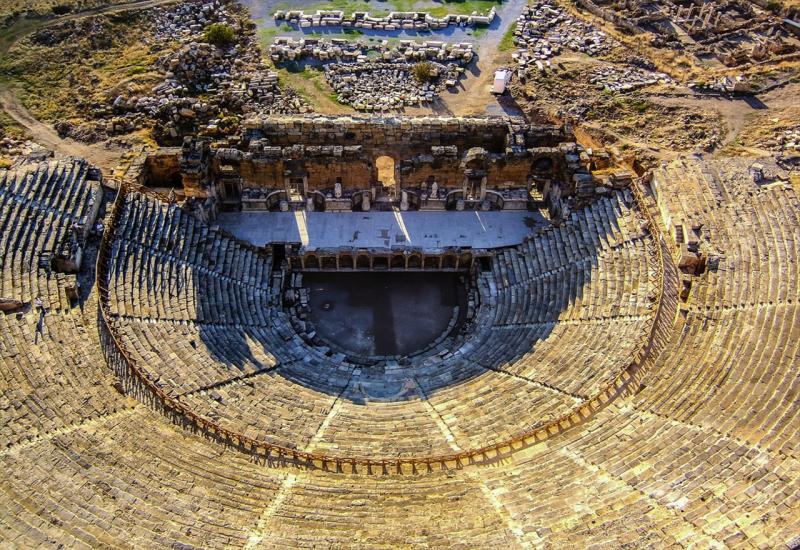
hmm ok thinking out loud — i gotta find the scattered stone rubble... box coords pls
[688,75,752,94]
[149,0,234,42]
[513,0,614,68]
[753,127,800,154]
[588,66,673,92]
[103,0,307,144]
[578,0,797,66]
[274,8,497,31]
[269,37,475,64]
[325,62,462,110]
[0,138,48,161]
[511,0,618,80]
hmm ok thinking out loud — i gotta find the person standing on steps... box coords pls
[34,297,46,343]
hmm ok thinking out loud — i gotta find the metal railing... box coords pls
[95,182,676,474]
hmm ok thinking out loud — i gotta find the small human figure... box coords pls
[34,297,45,342]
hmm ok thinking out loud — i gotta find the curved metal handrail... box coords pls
[96,181,672,473]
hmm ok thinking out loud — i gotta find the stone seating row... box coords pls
[2,157,799,547]
[487,242,655,325]
[112,319,284,396]
[479,398,798,548]
[492,191,646,287]
[0,407,286,548]
[654,159,799,310]
[637,304,800,460]
[463,318,650,398]
[107,238,273,324]
[117,192,272,288]
[690,187,798,309]
[102,188,661,458]
[0,295,125,450]
[0,160,96,222]
[0,160,99,309]
[643,159,800,462]
[258,472,520,548]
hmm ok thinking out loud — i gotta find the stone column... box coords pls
[284,170,292,197]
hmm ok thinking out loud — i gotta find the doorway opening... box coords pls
[376,156,396,187]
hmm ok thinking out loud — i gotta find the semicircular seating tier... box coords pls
[1,156,799,548]
[103,188,660,459]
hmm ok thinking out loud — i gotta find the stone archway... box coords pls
[376,155,396,186]
[340,254,354,269]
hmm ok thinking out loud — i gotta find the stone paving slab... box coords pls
[217,210,545,250]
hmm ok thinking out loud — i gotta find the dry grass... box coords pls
[1,0,137,24]
[0,13,166,124]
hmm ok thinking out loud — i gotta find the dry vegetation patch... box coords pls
[0,11,166,143]
[513,58,723,155]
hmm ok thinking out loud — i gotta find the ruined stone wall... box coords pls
[401,158,463,188]
[403,165,462,188]
[487,160,534,188]
[143,148,182,187]
[239,160,284,188]
[243,115,555,155]
[136,117,582,216]
[305,159,373,191]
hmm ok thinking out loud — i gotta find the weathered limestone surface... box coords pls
[0,153,799,548]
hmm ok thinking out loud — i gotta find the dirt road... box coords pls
[0,89,122,172]
[0,0,179,169]
[437,0,527,116]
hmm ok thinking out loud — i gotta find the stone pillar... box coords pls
[400,190,409,211]
[362,193,371,211]
[284,170,292,197]
[480,175,487,200]
[307,197,315,212]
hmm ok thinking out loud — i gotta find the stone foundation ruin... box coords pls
[125,115,589,221]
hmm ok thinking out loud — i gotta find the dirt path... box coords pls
[0,0,179,168]
[646,82,800,157]
[0,88,123,172]
[443,0,526,116]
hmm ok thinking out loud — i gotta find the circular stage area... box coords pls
[303,272,468,358]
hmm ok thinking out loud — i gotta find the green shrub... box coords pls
[204,23,236,47]
[412,61,436,83]
[499,22,516,51]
